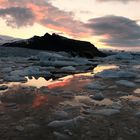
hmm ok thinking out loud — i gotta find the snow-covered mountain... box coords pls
[0,35,21,45]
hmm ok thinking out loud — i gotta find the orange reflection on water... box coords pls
[32,94,48,108]
[93,65,119,73]
[48,74,92,91]
[47,80,70,89]
[24,75,74,89]
[47,75,74,89]
[2,64,119,90]
[25,77,49,88]
[32,94,64,109]
[24,73,91,90]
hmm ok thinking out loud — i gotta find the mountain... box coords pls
[2,33,106,58]
[0,35,21,45]
[0,35,16,40]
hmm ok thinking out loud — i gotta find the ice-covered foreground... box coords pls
[0,47,140,140]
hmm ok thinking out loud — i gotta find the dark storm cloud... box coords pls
[85,15,140,47]
[0,7,35,27]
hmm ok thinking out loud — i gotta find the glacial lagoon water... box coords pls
[0,64,119,90]
[20,64,118,88]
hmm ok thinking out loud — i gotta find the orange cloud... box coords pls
[0,0,90,38]
[0,0,8,7]
[27,3,48,21]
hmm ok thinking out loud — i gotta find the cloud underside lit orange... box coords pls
[0,0,140,48]
[0,0,90,38]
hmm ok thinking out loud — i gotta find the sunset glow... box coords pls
[0,0,140,49]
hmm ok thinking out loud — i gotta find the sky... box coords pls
[0,0,140,50]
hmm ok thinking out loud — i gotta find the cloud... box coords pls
[39,3,87,36]
[85,15,140,47]
[0,0,87,36]
[0,7,35,27]
[97,0,140,3]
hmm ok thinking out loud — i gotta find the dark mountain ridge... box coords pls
[2,33,106,58]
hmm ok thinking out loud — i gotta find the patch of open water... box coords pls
[0,64,119,90]
[0,64,119,107]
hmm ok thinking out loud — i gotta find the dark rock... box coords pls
[53,131,71,140]
[53,111,69,120]
[0,112,5,115]
[90,92,104,101]
[48,116,85,130]
[15,125,24,131]
[135,112,140,118]
[3,33,106,58]
[25,123,40,129]
[109,128,116,137]
[5,103,17,108]
[86,109,120,116]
